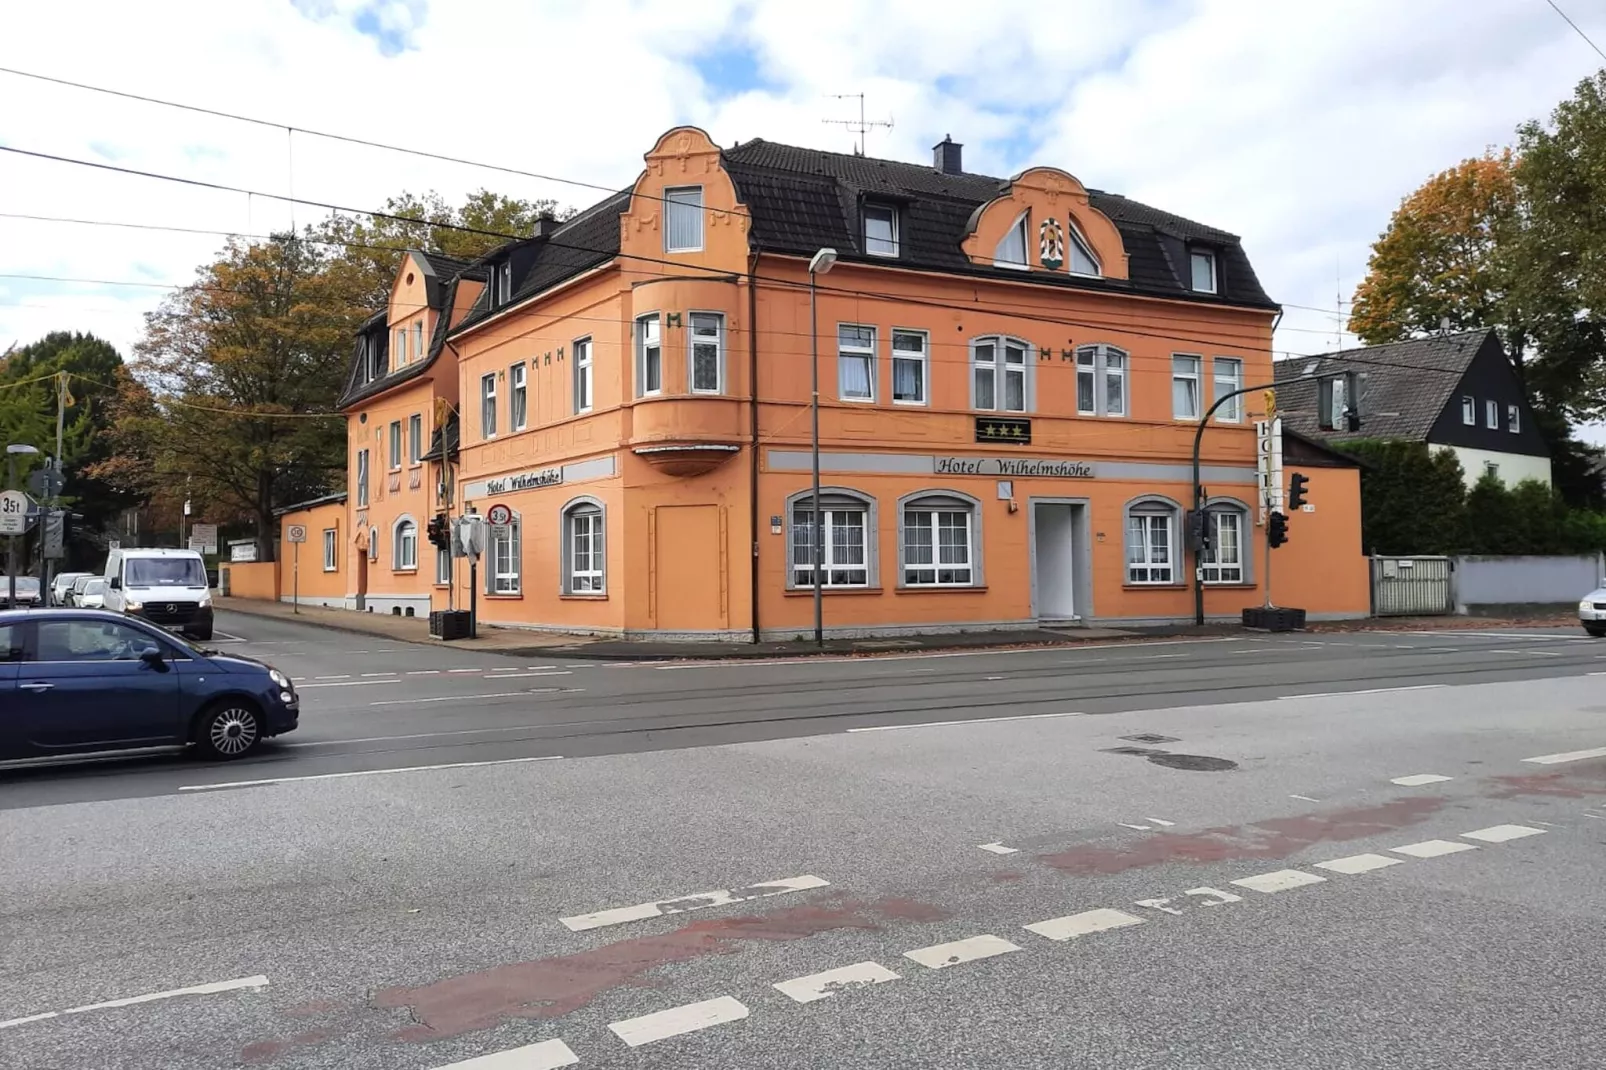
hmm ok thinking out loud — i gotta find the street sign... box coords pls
[42,510,65,559]
[229,540,257,563]
[190,522,219,553]
[486,503,513,527]
[188,536,209,553]
[285,524,308,544]
[0,490,33,535]
[26,467,63,498]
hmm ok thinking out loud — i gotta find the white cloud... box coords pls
[1,0,1600,389]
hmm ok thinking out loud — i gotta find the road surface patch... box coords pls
[1461,824,1546,842]
[1024,908,1144,941]
[428,1038,579,1069]
[903,935,1021,969]
[608,996,749,1047]
[560,875,830,933]
[773,962,900,1004]
[1230,869,1327,893]
[1314,853,1403,875]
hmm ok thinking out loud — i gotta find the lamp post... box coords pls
[6,443,40,610]
[807,247,839,648]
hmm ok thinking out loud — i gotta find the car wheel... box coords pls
[195,700,263,760]
[1586,625,1606,638]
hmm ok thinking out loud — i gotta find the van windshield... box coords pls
[125,558,207,588]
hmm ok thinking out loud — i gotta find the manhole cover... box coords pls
[1147,753,1237,772]
[1102,745,1161,756]
[1120,733,1180,744]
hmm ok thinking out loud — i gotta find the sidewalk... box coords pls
[212,597,1141,660]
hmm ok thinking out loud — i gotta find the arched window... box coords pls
[392,516,417,571]
[898,490,983,588]
[971,336,1031,413]
[561,497,606,595]
[368,525,379,564]
[1201,497,1252,585]
[785,487,878,589]
[1124,495,1181,585]
[993,211,1029,268]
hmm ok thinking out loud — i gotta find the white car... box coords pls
[51,571,92,606]
[1580,587,1606,637]
[77,577,109,609]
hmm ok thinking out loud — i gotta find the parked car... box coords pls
[50,572,91,607]
[0,608,298,761]
[1580,586,1606,636]
[77,578,108,609]
[68,574,96,606]
[1,577,42,609]
[102,547,214,640]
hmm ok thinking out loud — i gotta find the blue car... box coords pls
[0,608,298,762]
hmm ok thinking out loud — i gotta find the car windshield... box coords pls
[83,579,106,594]
[124,558,207,587]
[4,577,41,595]
[73,576,94,592]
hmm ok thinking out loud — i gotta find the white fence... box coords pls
[1451,554,1605,612]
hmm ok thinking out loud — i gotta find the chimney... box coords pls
[532,212,558,239]
[933,135,963,175]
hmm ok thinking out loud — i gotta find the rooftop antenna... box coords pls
[823,93,893,156]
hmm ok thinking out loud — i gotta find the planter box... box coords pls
[429,610,472,641]
[1241,606,1307,632]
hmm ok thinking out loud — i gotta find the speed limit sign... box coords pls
[286,524,308,543]
[486,503,513,527]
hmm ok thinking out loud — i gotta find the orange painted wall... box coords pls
[224,562,278,600]
[278,500,347,605]
[1267,465,1371,617]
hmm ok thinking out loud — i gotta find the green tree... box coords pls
[1342,440,1468,555]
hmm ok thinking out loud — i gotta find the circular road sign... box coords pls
[486,503,513,527]
[285,524,308,543]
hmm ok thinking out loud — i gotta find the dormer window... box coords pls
[1068,223,1100,276]
[864,204,898,257]
[994,211,1029,269]
[496,262,512,306]
[1190,249,1217,293]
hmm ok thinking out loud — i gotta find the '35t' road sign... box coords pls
[0,490,34,535]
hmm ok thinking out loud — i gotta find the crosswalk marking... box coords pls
[1314,853,1403,875]
[773,962,900,1004]
[560,875,828,932]
[1461,824,1546,843]
[903,935,1021,970]
[1391,839,1477,858]
[608,996,749,1047]
[1230,869,1327,893]
[1390,774,1452,786]
[1521,746,1606,765]
[1024,908,1144,941]
[428,1038,579,1069]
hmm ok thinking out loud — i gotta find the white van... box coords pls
[103,547,214,640]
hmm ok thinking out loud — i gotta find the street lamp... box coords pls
[808,247,838,648]
[6,443,40,610]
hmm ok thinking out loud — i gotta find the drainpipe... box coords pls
[747,250,762,644]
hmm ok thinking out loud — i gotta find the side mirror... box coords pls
[139,648,166,670]
[109,576,121,590]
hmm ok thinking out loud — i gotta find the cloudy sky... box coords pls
[1,0,1602,372]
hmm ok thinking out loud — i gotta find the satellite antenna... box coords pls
[823,93,893,155]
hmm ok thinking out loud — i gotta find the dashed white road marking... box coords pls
[0,975,269,1030]
[1391,839,1478,858]
[608,996,748,1047]
[483,671,574,680]
[448,668,482,673]
[526,665,560,670]
[1289,794,1321,802]
[773,961,900,1004]
[846,711,1082,733]
[977,842,1018,855]
[560,875,829,932]
[313,674,351,680]
[1315,853,1403,875]
[407,670,441,675]
[1521,746,1606,765]
[297,679,399,689]
[903,935,1021,970]
[176,756,562,792]
[1147,817,1176,827]
[369,691,551,706]
[1230,869,1327,894]
[1462,824,1546,843]
[1024,908,1144,942]
[360,672,397,677]
[1278,684,1446,700]
[429,1038,580,1069]
[1390,773,1453,786]
[1117,822,1151,831]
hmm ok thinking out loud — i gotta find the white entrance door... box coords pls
[1034,503,1077,621]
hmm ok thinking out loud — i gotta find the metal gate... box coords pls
[1371,556,1453,617]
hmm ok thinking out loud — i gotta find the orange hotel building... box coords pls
[306,127,1369,638]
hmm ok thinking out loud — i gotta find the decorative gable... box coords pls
[961,167,1129,281]
[621,126,751,270]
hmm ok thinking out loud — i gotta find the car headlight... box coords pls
[1582,600,1593,612]
[199,592,212,607]
[124,600,143,611]
[269,668,291,689]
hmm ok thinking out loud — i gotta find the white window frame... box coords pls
[971,335,1030,413]
[1067,221,1100,276]
[864,203,899,257]
[1076,344,1127,417]
[1214,357,1244,422]
[412,321,424,361]
[356,449,370,508]
[786,488,877,589]
[1485,399,1499,429]
[510,362,528,431]
[1201,502,1249,585]
[1508,404,1520,433]
[573,336,593,414]
[636,314,662,397]
[1462,395,1476,425]
[368,525,379,564]
[435,544,451,586]
[393,516,417,571]
[322,528,337,572]
[993,211,1029,269]
[561,497,607,595]
[407,413,423,465]
[481,373,497,439]
[388,420,402,470]
[1124,497,1179,585]
[1484,460,1501,480]
[837,324,876,402]
[395,327,407,364]
[489,511,521,595]
[1172,354,1202,421]
[664,186,704,252]
[497,262,512,306]
[689,312,724,394]
[891,329,928,405]
[1190,249,1217,293]
[898,491,983,588]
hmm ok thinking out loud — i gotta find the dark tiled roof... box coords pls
[274,491,348,517]
[416,250,471,308]
[420,412,459,462]
[339,267,486,409]
[720,139,1276,309]
[1274,329,1491,443]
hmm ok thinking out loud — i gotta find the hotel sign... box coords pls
[933,456,1094,478]
[466,466,563,499]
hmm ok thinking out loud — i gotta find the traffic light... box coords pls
[426,512,449,549]
[1287,472,1310,510]
[1267,510,1289,549]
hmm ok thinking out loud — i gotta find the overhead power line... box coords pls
[1543,0,1606,61]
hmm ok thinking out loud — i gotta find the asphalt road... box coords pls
[3,612,1604,1068]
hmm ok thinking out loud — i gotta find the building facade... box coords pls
[284,126,1369,637]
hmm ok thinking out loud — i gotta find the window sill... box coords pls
[1203,581,1255,589]
[392,568,418,575]
[322,568,338,574]
[839,396,877,404]
[784,586,884,596]
[433,583,451,589]
[561,593,608,601]
[892,399,929,407]
[1123,582,1187,591]
[896,584,987,594]
[485,592,523,599]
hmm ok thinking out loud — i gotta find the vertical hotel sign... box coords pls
[1254,416,1284,524]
